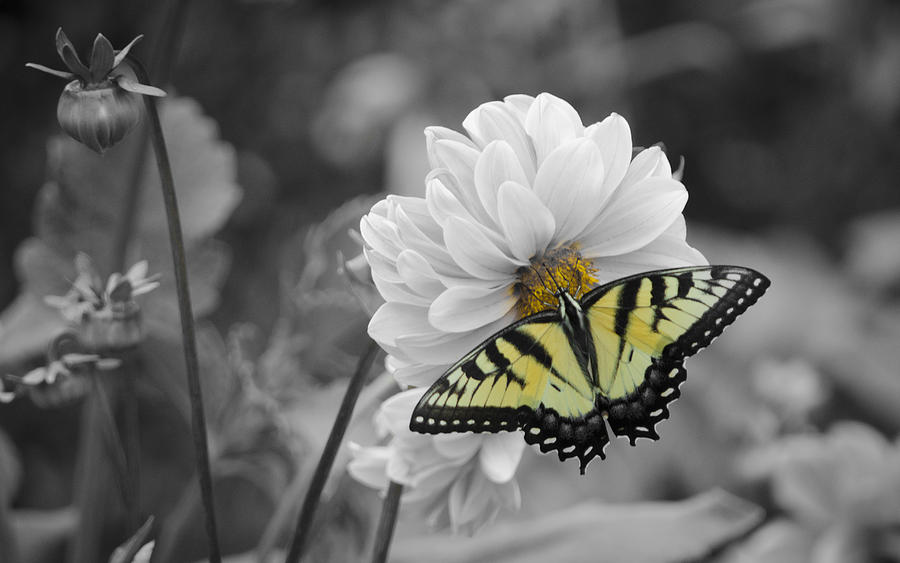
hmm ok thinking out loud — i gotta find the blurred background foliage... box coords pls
[2,0,900,561]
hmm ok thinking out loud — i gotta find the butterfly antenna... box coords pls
[531,265,559,296]
[547,268,564,295]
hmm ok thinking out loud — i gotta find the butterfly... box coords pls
[409,265,770,473]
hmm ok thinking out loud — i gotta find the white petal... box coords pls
[365,248,400,283]
[479,432,526,483]
[397,313,516,364]
[502,94,536,121]
[390,361,447,388]
[532,138,608,244]
[589,222,707,284]
[125,260,149,282]
[443,216,525,280]
[403,463,466,503]
[378,388,426,435]
[396,250,446,299]
[426,172,507,247]
[430,140,488,223]
[585,112,632,196]
[22,367,48,385]
[429,284,515,332]
[667,213,688,239]
[394,207,462,277]
[360,214,403,261]
[368,302,432,347]
[433,433,483,460]
[385,452,414,486]
[464,103,536,178]
[425,126,478,168]
[619,146,671,190]
[448,470,492,533]
[473,141,530,224]
[426,175,476,228]
[524,93,584,165]
[347,444,391,490]
[372,270,431,306]
[496,181,556,262]
[388,195,443,242]
[579,177,688,258]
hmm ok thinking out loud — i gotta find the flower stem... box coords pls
[127,54,221,563]
[371,481,403,563]
[284,339,381,563]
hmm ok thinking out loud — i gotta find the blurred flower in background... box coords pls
[353,92,707,531]
[733,423,900,562]
[1,349,120,405]
[44,254,159,350]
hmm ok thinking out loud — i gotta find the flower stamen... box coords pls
[515,247,598,317]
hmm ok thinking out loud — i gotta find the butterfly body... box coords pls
[410,266,770,473]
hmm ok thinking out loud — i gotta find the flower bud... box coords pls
[57,79,143,154]
[26,28,165,154]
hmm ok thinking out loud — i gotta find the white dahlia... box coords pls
[350,93,706,532]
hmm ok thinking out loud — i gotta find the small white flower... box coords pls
[353,93,706,531]
[45,254,160,322]
[44,254,160,349]
[1,351,121,405]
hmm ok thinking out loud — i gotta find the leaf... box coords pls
[0,96,240,364]
[391,489,763,563]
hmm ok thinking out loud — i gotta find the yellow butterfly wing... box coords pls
[410,316,610,466]
[583,265,770,445]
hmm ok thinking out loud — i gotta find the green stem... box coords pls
[127,55,221,563]
[284,340,380,563]
[371,481,403,563]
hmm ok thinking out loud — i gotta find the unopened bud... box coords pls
[27,28,165,154]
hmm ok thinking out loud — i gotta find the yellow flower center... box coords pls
[514,246,598,317]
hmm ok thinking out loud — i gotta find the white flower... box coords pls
[353,93,706,531]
